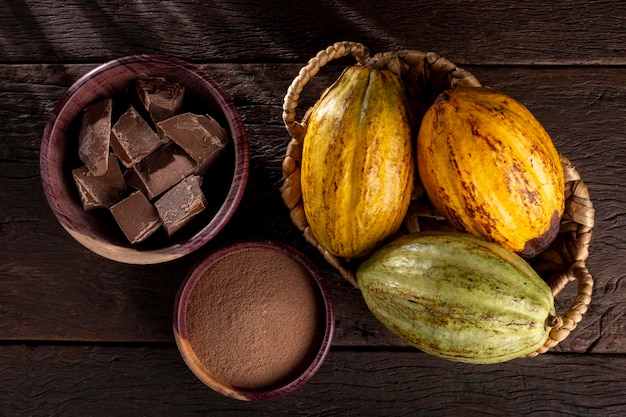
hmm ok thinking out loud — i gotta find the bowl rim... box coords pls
[173,239,336,401]
[40,54,249,263]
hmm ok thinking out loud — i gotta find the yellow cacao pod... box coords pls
[301,65,414,259]
[417,87,564,257]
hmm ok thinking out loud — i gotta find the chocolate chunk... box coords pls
[127,142,197,200]
[110,190,162,244]
[155,175,207,237]
[157,113,228,173]
[72,153,126,210]
[136,77,185,124]
[110,105,162,167]
[78,98,113,176]
[123,165,148,196]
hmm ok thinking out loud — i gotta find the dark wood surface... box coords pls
[1,1,625,415]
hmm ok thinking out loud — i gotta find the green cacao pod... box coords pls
[356,231,556,364]
[417,87,564,257]
[301,65,414,259]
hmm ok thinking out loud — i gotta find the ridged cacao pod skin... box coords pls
[357,231,555,364]
[417,87,564,257]
[301,65,413,259]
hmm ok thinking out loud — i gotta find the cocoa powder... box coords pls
[185,245,325,390]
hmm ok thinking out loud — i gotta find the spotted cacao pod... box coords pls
[301,65,414,259]
[417,87,564,257]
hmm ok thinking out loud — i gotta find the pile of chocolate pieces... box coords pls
[72,77,229,244]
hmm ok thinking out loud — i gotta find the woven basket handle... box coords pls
[282,41,369,139]
[528,154,595,356]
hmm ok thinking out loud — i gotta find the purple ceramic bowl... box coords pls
[40,55,249,264]
[173,240,335,401]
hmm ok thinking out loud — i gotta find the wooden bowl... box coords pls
[173,239,335,401]
[40,55,249,264]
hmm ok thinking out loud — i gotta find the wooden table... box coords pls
[1,1,624,415]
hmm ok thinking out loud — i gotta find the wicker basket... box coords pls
[280,41,594,356]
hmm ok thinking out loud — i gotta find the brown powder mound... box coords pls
[185,247,324,390]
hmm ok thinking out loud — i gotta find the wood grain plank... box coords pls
[0,344,625,417]
[0,63,624,353]
[1,1,626,65]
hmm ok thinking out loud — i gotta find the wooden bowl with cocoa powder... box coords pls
[173,239,335,401]
[40,55,249,264]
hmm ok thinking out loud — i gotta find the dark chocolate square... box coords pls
[78,98,113,176]
[157,113,228,173]
[136,77,185,124]
[154,175,207,237]
[110,190,162,244]
[128,143,197,200]
[110,105,162,167]
[72,154,126,210]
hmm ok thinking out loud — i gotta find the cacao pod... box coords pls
[417,87,564,257]
[357,231,555,364]
[301,65,413,259]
